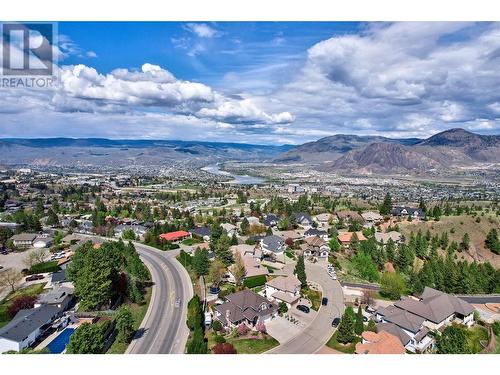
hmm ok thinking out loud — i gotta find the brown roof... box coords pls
[266,275,301,294]
[395,287,474,324]
[304,236,327,248]
[376,322,411,346]
[355,331,406,354]
[214,289,277,325]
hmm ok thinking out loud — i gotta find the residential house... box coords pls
[304,227,328,241]
[221,223,238,237]
[279,230,304,242]
[391,207,425,220]
[260,235,286,258]
[375,287,475,353]
[375,231,403,245]
[291,212,313,228]
[114,224,147,239]
[361,211,383,227]
[265,275,301,308]
[159,230,191,243]
[0,305,62,353]
[355,330,406,354]
[375,305,434,353]
[33,236,53,249]
[214,289,278,329]
[227,245,268,283]
[35,286,74,310]
[314,213,334,228]
[394,287,475,329]
[10,233,37,249]
[264,214,280,227]
[189,227,211,242]
[302,236,330,259]
[246,216,261,226]
[335,210,365,224]
[337,231,367,247]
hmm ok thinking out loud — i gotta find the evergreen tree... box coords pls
[379,193,392,216]
[385,238,396,262]
[336,307,355,344]
[354,306,364,335]
[115,305,135,343]
[294,254,307,288]
[193,248,210,277]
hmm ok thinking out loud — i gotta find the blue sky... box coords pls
[1,22,500,144]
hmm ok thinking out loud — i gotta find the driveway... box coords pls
[266,315,302,343]
[266,261,344,354]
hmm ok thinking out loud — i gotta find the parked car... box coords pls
[331,317,341,327]
[25,274,44,282]
[321,297,328,306]
[297,304,310,313]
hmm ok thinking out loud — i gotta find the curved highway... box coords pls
[126,244,192,354]
[76,235,193,354]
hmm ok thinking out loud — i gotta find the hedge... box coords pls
[243,275,267,288]
[28,261,60,274]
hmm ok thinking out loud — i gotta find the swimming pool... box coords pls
[47,327,76,354]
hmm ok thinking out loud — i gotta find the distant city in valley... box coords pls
[1,21,499,356]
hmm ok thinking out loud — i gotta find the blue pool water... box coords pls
[47,328,75,354]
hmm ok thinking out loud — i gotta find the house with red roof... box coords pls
[159,230,191,243]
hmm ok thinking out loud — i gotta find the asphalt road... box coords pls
[76,235,192,354]
[126,244,192,354]
[340,281,380,291]
[267,262,344,354]
[457,295,500,304]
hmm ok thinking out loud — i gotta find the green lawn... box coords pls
[326,332,360,354]
[181,238,202,246]
[467,325,489,354]
[106,287,152,354]
[301,288,322,311]
[227,336,279,354]
[0,283,46,329]
[494,334,500,354]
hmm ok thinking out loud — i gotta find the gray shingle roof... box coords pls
[395,287,474,324]
[0,305,61,342]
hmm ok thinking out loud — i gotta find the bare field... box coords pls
[400,214,500,268]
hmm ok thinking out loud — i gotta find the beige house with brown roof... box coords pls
[214,289,278,329]
[265,275,301,308]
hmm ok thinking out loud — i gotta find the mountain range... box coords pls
[273,128,500,175]
[0,129,499,175]
[0,138,292,169]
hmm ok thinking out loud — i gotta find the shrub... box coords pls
[237,323,249,336]
[212,320,223,332]
[7,295,37,318]
[214,335,226,344]
[492,321,500,336]
[28,261,60,274]
[243,275,267,288]
[255,321,266,333]
[212,343,237,354]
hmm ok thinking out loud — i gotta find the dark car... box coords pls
[297,304,310,313]
[332,317,341,327]
[25,274,44,282]
[321,297,328,306]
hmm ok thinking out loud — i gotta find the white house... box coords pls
[0,305,61,353]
